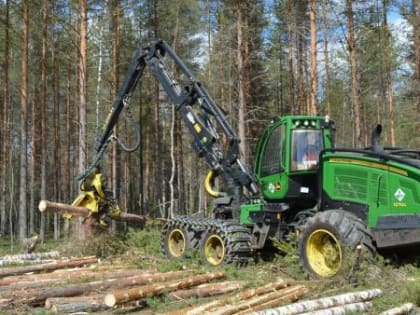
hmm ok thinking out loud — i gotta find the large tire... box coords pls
[298,210,375,278]
[161,222,189,259]
[161,216,205,260]
[200,221,252,266]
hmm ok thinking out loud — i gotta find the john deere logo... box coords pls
[394,188,405,202]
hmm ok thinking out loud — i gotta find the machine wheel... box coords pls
[298,210,375,278]
[161,223,189,259]
[200,221,252,266]
[201,232,226,266]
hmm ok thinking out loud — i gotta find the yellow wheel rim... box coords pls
[168,229,186,258]
[306,229,342,277]
[204,234,225,266]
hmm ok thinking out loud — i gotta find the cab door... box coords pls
[255,124,289,201]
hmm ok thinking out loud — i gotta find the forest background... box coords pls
[0,0,419,243]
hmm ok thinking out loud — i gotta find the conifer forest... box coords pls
[0,0,419,242]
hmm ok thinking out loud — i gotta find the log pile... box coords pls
[0,253,308,314]
[0,253,410,314]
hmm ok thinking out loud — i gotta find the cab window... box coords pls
[260,125,285,177]
[291,129,323,171]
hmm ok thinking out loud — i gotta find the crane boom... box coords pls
[79,39,259,223]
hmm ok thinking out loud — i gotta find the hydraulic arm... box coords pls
[77,39,259,222]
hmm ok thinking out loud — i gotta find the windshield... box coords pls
[291,129,323,171]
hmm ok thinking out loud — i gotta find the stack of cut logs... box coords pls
[0,254,302,314]
[0,253,415,314]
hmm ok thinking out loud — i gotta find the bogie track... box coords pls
[161,216,253,265]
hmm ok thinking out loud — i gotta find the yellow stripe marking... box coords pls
[328,158,408,176]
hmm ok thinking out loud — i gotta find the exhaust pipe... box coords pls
[371,124,382,152]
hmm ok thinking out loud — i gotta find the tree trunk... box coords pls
[321,0,331,116]
[77,0,88,239]
[111,0,121,231]
[63,7,74,235]
[383,0,395,146]
[287,0,295,112]
[29,91,37,235]
[346,0,362,147]
[309,0,317,115]
[296,1,307,114]
[19,0,29,241]
[169,7,181,218]
[237,1,247,163]
[40,0,48,241]
[151,0,164,218]
[52,21,60,240]
[1,0,10,235]
[412,0,420,147]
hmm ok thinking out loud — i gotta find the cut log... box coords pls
[0,256,98,278]
[169,281,243,300]
[379,303,414,315]
[45,295,104,309]
[10,270,187,306]
[38,200,90,216]
[0,258,55,267]
[39,200,147,223]
[48,295,147,313]
[210,285,307,315]
[0,269,156,292]
[45,295,107,313]
[237,278,294,300]
[0,298,12,307]
[0,267,138,286]
[0,251,60,262]
[248,288,382,315]
[51,301,103,314]
[115,212,148,223]
[235,292,305,315]
[160,278,293,315]
[104,271,225,307]
[298,301,373,315]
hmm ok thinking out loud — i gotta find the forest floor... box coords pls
[0,223,419,315]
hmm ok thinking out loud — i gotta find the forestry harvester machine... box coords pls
[74,39,420,278]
